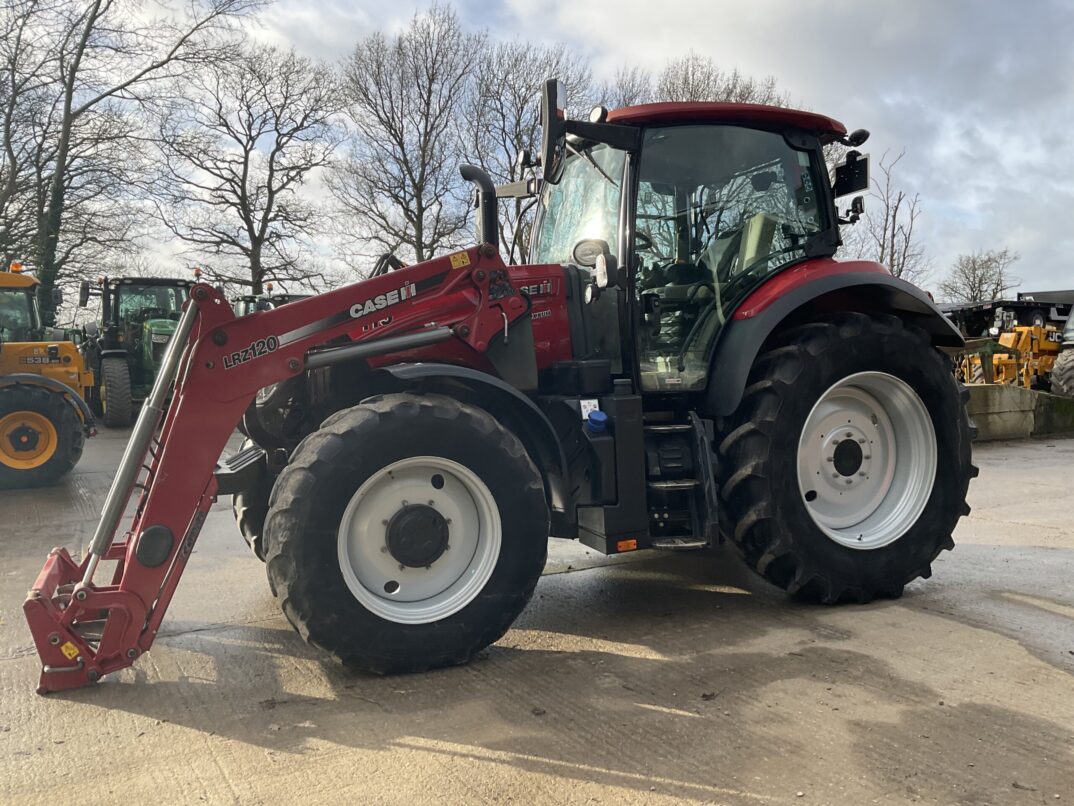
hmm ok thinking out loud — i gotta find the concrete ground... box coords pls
[1,430,1072,805]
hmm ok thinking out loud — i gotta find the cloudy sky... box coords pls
[253,0,1074,293]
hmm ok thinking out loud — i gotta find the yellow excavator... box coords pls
[0,263,95,488]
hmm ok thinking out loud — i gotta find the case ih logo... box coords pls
[519,280,555,298]
[349,283,417,319]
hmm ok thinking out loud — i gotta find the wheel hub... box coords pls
[8,424,40,453]
[796,371,937,550]
[386,504,449,567]
[336,456,502,625]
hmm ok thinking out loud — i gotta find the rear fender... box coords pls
[0,373,95,431]
[706,262,964,417]
[99,349,129,362]
[380,363,572,535]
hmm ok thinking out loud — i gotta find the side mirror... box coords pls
[78,280,90,307]
[539,78,568,185]
[51,287,63,307]
[833,150,870,197]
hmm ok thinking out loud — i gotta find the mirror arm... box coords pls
[495,178,539,199]
[562,120,641,152]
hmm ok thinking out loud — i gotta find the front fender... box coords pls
[706,261,963,417]
[0,373,96,433]
[380,363,572,533]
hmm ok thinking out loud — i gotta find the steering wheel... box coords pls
[634,231,655,252]
[134,307,168,322]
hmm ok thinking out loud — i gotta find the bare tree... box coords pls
[0,0,253,315]
[153,45,340,293]
[460,40,591,262]
[656,53,787,105]
[846,150,929,284]
[939,248,1021,303]
[598,65,652,109]
[330,3,479,268]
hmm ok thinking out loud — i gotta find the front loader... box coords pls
[25,80,975,693]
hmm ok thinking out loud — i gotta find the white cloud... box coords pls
[243,0,1074,291]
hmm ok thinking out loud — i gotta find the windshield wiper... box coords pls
[567,142,618,187]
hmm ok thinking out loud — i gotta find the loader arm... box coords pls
[24,245,525,694]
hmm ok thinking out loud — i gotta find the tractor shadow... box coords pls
[46,545,1074,802]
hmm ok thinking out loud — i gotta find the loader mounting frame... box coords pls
[24,245,522,693]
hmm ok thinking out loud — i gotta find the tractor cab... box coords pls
[0,272,41,343]
[530,82,868,397]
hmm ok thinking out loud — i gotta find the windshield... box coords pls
[532,144,625,265]
[1065,317,1074,342]
[115,283,186,323]
[0,287,38,341]
[635,124,828,391]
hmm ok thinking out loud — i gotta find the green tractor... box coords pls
[78,276,191,427]
[232,287,310,317]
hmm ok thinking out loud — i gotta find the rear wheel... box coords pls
[717,313,976,603]
[0,385,84,489]
[100,357,132,427]
[264,393,548,674]
[232,438,271,561]
[1052,350,1074,398]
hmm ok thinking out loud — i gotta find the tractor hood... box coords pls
[143,318,178,369]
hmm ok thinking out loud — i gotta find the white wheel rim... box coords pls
[796,371,937,550]
[337,456,501,624]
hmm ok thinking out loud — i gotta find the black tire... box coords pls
[1027,309,1047,329]
[100,357,133,427]
[231,438,271,561]
[717,313,976,604]
[969,362,985,384]
[0,385,85,489]
[1052,350,1074,398]
[264,393,548,674]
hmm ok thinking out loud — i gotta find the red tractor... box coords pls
[25,80,975,693]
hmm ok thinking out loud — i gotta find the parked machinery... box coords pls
[78,276,191,426]
[0,263,95,488]
[960,309,1062,389]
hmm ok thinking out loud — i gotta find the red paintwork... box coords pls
[608,102,847,140]
[733,258,890,320]
[24,246,573,693]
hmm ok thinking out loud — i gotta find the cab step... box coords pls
[651,537,709,551]
[648,479,698,490]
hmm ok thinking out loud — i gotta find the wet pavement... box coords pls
[1,429,1072,804]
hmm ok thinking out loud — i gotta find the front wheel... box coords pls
[100,357,132,427]
[1052,350,1074,398]
[0,386,84,489]
[718,313,976,603]
[264,393,548,674]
